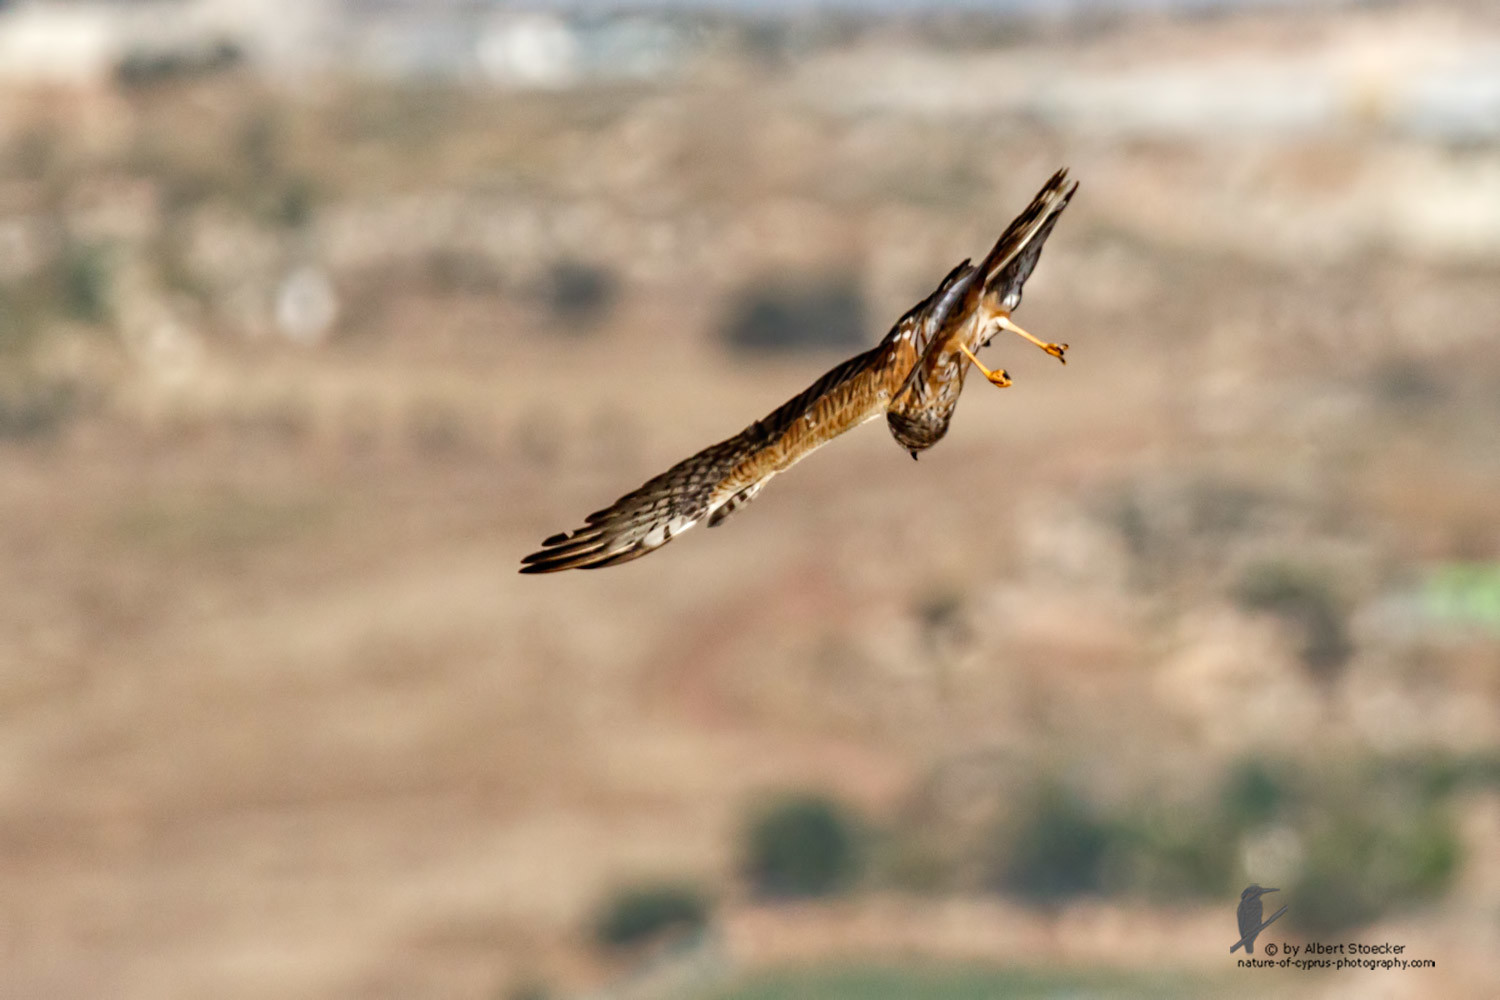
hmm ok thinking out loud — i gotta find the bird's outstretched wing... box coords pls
[520,343,894,573]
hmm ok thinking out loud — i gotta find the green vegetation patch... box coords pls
[1290,799,1460,935]
[1421,562,1500,630]
[744,793,865,899]
[898,751,1473,921]
[593,882,710,950]
[990,784,1115,901]
[704,963,1236,1000]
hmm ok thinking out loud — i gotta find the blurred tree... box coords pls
[991,785,1111,902]
[720,278,867,353]
[744,793,863,898]
[1234,562,1352,681]
[1221,759,1293,830]
[1369,357,1444,414]
[1291,807,1458,935]
[1108,806,1238,901]
[115,41,244,88]
[593,882,709,950]
[57,242,112,325]
[540,260,619,331]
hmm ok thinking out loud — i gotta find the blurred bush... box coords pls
[1217,756,1463,933]
[1368,358,1445,415]
[1219,759,1293,830]
[1291,806,1459,934]
[0,242,114,360]
[914,589,970,656]
[1373,752,1500,800]
[57,242,114,325]
[592,882,710,950]
[720,278,867,353]
[1106,807,1237,902]
[989,785,1113,902]
[744,793,863,898]
[272,177,318,230]
[115,41,245,89]
[967,755,1472,914]
[1233,561,1352,681]
[539,260,620,330]
[0,380,80,442]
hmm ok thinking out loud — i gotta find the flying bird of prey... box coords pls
[521,169,1078,573]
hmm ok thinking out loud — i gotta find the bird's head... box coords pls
[1241,884,1279,900]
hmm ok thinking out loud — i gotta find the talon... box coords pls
[997,315,1068,365]
[960,344,1012,388]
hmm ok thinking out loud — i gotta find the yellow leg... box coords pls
[959,344,1012,388]
[996,315,1067,364]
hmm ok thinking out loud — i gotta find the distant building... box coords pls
[0,3,117,83]
[478,13,684,89]
[0,1,685,87]
[352,9,686,88]
[477,13,580,89]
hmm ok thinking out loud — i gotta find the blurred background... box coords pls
[2,0,1499,997]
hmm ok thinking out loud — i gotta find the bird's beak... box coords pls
[1263,887,1279,893]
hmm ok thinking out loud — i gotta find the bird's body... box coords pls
[1237,893,1265,949]
[521,170,1078,573]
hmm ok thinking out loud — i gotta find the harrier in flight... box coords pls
[521,169,1078,573]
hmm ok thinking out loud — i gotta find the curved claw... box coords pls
[960,343,1012,388]
[997,315,1068,365]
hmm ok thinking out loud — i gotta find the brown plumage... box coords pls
[520,169,1078,573]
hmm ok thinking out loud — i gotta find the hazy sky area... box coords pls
[536,0,1341,11]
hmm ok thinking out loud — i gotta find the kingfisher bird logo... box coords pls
[1230,884,1287,954]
